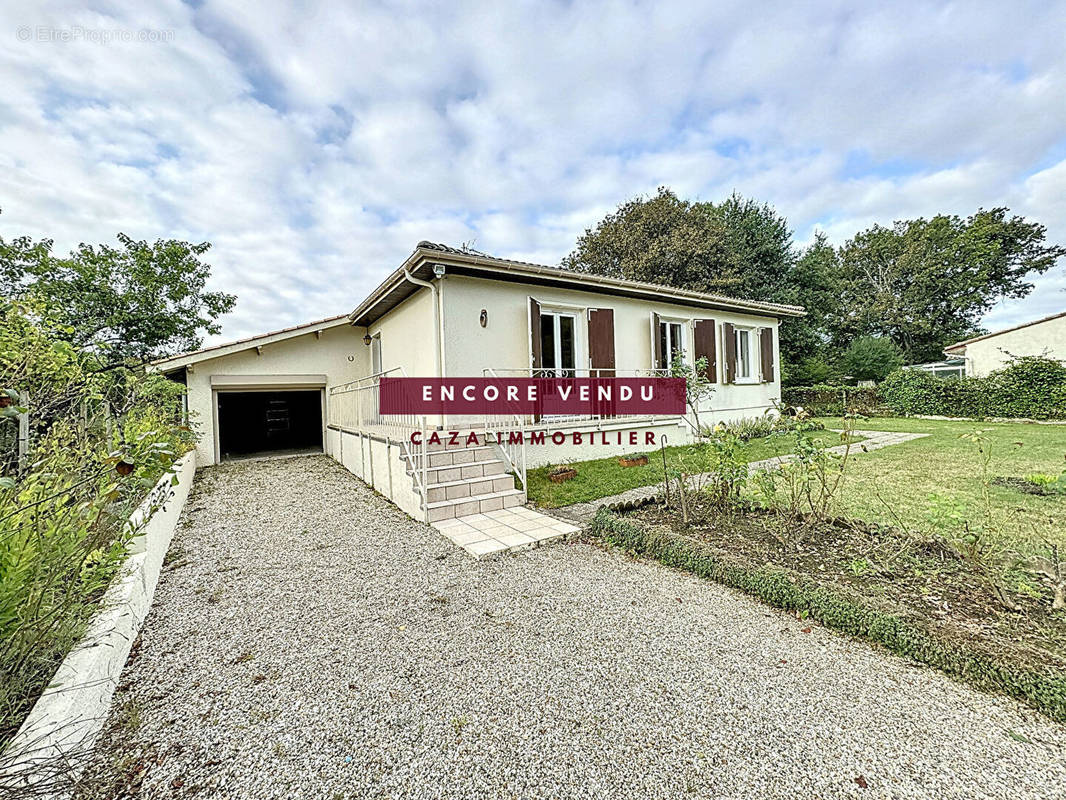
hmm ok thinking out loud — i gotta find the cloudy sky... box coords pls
[2,1,1065,344]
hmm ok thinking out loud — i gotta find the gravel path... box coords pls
[79,455,1066,799]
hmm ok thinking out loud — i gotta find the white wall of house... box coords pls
[184,324,366,466]
[439,274,783,424]
[950,314,1066,377]
[365,288,439,378]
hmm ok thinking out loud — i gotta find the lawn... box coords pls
[526,429,851,508]
[815,416,1066,548]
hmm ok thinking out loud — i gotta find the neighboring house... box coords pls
[943,310,1066,377]
[154,241,804,521]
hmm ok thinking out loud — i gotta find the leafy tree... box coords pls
[562,188,830,366]
[833,209,1066,362]
[0,233,236,369]
[841,336,903,382]
[561,187,741,294]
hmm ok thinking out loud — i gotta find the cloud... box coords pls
[1,0,1065,345]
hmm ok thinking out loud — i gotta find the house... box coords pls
[154,241,804,521]
[943,310,1066,377]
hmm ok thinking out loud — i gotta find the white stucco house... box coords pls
[943,310,1066,377]
[154,241,804,521]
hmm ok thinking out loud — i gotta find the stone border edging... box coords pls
[0,451,197,792]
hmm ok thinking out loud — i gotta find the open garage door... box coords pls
[217,390,323,460]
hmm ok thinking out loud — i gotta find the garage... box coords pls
[216,389,324,460]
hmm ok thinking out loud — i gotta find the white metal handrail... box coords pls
[328,366,422,432]
[482,368,527,491]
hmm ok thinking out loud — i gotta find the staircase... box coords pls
[404,434,525,522]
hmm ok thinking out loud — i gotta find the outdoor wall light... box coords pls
[362,332,372,346]
[432,263,446,278]
[480,309,488,328]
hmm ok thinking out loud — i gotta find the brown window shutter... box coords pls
[722,322,736,383]
[529,297,542,371]
[760,327,775,383]
[587,308,616,377]
[692,319,717,382]
[651,312,663,370]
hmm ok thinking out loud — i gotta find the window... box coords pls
[658,321,685,369]
[735,328,753,381]
[540,312,576,376]
[370,335,382,375]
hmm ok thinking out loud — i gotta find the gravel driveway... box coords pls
[79,455,1066,799]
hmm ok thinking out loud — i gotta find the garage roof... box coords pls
[152,314,351,372]
[349,241,807,328]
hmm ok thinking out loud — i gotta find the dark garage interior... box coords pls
[217,390,323,460]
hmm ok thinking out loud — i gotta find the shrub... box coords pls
[781,384,882,416]
[986,356,1066,419]
[879,356,1066,419]
[841,336,903,382]
[783,354,838,387]
[0,301,194,749]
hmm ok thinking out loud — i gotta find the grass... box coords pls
[814,416,1066,548]
[527,429,851,508]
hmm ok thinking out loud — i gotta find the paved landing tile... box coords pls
[432,506,575,559]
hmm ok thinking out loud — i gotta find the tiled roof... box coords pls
[151,313,350,368]
[411,241,807,316]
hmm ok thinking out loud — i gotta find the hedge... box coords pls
[880,356,1066,420]
[589,509,1066,722]
[780,384,882,416]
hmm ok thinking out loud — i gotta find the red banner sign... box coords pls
[379,377,686,416]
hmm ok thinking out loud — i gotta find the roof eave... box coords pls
[348,246,807,326]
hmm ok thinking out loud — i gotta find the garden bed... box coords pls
[527,429,857,508]
[592,502,1066,721]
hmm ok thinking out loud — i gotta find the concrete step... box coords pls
[408,457,509,485]
[408,445,500,468]
[425,474,515,504]
[420,433,492,451]
[426,488,526,522]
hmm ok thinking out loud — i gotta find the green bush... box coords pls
[781,384,882,416]
[782,354,838,387]
[1,300,194,748]
[841,336,903,382]
[589,510,1066,722]
[879,356,1066,419]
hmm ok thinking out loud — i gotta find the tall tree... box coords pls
[562,187,826,364]
[562,187,742,294]
[0,233,236,369]
[834,209,1065,362]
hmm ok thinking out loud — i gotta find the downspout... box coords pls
[402,265,443,379]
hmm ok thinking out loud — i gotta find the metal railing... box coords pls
[328,367,422,433]
[481,368,527,491]
[328,368,430,519]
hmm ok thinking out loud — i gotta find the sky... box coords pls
[2,1,1065,345]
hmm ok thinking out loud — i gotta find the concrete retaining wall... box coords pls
[330,427,423,519]
[0,451,197,793]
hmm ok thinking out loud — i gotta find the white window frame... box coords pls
[733,326,758,384]
[658,317,688,370]
[538,307,582,377]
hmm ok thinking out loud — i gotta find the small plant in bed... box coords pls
[617,453,648,468]
[994,469,1066,496]
[548,465,577,483]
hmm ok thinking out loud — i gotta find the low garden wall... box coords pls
[0,451,196,793]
